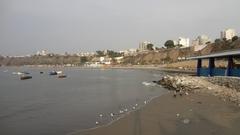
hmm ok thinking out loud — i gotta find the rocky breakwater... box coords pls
[158,75,240,106]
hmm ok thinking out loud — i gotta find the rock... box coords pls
[207,87,212,90]
[183,119,190,124]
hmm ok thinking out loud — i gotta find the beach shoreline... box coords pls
[73,92,240,135]
[70,75,240,135]
[1,65,196,75]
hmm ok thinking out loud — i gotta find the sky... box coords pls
[0,0,239,56]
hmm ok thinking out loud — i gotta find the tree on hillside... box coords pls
[107,50,122,58]
[96,50,105,57]
[214,39,222,44]
[232,36,239,42]
[164,40,175,48]
[80,56,88,64]
[146,44,154,50]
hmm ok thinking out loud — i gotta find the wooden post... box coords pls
[197,59,202,76]
[208,57,215,76]
[227,56,233,76]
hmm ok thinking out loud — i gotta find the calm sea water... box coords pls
[0,67,168,135]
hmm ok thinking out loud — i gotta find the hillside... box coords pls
[123,39,240,65]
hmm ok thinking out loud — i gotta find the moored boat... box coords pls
[49,71,57,75]
[58,74,67,78]
[56,71,63,74]
[20,75,32,80]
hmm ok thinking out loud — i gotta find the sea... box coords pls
[0,67,168,135]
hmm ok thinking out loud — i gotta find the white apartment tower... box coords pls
[221,29,236,40]
[178,37,190,48]
[139,41,151,52]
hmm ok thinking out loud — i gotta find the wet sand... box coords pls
[74,92,240,135]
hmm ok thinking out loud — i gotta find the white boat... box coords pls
[12,72,24,75]
[56,71,63,74]
[12,72,30,75]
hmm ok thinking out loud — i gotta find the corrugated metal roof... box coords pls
[188,49,240,59]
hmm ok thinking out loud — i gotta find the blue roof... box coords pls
[188,49,240,59]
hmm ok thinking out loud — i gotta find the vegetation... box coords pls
[214,39,222,44]
[80,56,88,64]
[96,50,105,57]
[232,36,239,42]
[146,44,154,51]
[164,40,175,48]
[106,50,123,58]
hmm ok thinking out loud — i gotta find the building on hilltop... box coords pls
[138,41,152,52]
[120,49,137,56]
[221,29,236,40]
[177,37,190,48]
[36,50,48,56]
[192,35,211,51]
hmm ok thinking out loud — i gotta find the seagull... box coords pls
[144,101,147,104]
[124,108,128,112]
[135,104,138,107]
[95,121,99,125]
[110,113,114,117]
[132,106,136,110]
[119,110,124,114]
[99,114,103,117]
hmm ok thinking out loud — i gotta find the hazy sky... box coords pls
[0,0,239,55]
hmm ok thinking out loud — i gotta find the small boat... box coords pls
[49,71,57,75]
[12,72,23,75]
[20,75,32,80]
[56,71,63,74]
[58,74,67,78]
[22,71,30,75]
[12,72,30,75]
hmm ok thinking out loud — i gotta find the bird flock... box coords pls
[95,100,149,126]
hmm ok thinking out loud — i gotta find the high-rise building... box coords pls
[192,35,211,46]
[178,37,190,48]
[221,29,236,40]
[139,41,152,52]
[36,50,48,56]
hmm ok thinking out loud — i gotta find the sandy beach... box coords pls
[72,91,240,135]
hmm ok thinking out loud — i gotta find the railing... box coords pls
[199,68,240,77]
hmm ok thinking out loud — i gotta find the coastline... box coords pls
[1,65,196,75]
[73,92,240,135]
[70,74,240,135]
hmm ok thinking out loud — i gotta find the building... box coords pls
[178,37,190,48]
[77,52,95,57]
[114,56,124,64]
[100,57,112,65]
[139,41,152,52]
[36,50,48,56]
[120,49,137,56]
[221,29,236,40]
[198,35,211,45]
[192,35,211,51]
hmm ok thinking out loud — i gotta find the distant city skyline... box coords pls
[0,0,239,56]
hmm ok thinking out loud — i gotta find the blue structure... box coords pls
[189,49,240,77]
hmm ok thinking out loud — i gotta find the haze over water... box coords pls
[0,67,167,135]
